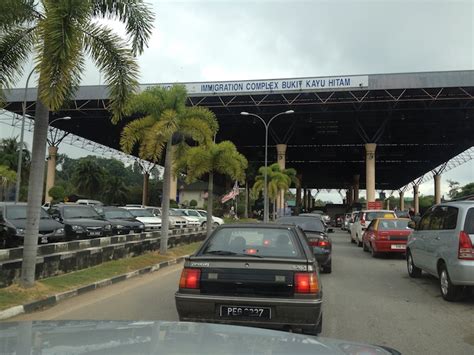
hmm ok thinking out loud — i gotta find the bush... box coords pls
[189,199,198,208]
[48,186,65,203]
[170,199,179,208]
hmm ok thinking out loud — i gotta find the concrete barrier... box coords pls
[0,228,205,288]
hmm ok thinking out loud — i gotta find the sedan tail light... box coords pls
[179,268,201,289]
[308,239,330,247]
[294,272,319,294]
[458,231,474,260]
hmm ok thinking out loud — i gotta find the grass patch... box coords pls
[0,242,201,312]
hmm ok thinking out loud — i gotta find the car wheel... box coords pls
[321,261,332,274]
[201,222,206,228]
[370,243,379,258]
[357,236,363,247]
[362,240,369,252]
[407,251,422,278]
[350,236,355,244]
[438,263,464,301]
[213,222,219,227]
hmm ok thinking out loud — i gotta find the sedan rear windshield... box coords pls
[276,217,325,232]
[365,211,396,221]
[202,228,302,259]
[378,219,410,230]
[128,209,154,217]
[63,206,101,219]
[464,208,474,234]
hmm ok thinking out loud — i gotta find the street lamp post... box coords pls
[49,116,72,126]
[241,110,294,223]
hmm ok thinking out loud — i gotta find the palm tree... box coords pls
[0,165,17,200]
[252,163,299,220]
[176,141,248,236]
[0,0,154,287]
[73,159,106,198]
[0,137,31,183]
[103,176,129,205]
[120,85,218,253]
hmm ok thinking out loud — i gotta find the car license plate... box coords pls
[41,237,48,244]
[220,305,271,319]
[89,231,101,236]
[391,244,406,250]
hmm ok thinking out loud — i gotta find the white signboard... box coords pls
[142,75,369,96]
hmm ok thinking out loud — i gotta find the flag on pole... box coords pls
[221,181,239,203]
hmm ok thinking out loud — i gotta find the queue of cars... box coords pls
[0,202,223,248]
[345,201,474,302]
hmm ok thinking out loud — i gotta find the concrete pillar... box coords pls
[296,175,302,214]
[170,146,177,201]
[346,189,351,206]
[434,174,441,204]
[365,143,377,203]
[303,188,307,210]
[399,191,405,211]
[347,187,353,206]
[307,189,312,210]
[386,199,390,210]
[413,185,420,215]
[45,146,58,203]
[276,144,287,213]
[353,174,360,203]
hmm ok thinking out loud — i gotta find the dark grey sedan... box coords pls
[175,223,323,335]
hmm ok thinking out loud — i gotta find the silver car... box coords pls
[406,201,474,301]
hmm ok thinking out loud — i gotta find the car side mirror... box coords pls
[408,221,416,229]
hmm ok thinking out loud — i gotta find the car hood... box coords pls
[63,218,108,226]
[106,218,143,227]
[135,216,162,224]
[0,321,399,354]
[8,218,63,231]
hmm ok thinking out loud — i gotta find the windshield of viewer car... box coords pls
[277,217,325,232]
[203,228,301,258]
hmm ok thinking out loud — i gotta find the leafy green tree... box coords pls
[189,199,198,208]
[0,0,154,287]
[103,176,129,205]
[48,185,65,203]
[0,137,30,188]
[120,85,218,253]
[72,159,105,198]
[176,141,247,236]
[457,182,474,198]
[447,180,461,199]
[0,165,16,187]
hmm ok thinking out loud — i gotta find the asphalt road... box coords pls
[11,230,474,354]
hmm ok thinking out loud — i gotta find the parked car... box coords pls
[76,199,103,206]
[362,218,412,257]
[196,209,224,226]
[175,223,323,335]
[406,201,474,301]
[276,216,332,273]
[180,209,207,226]
[120,207,162,231]
[342,213,352,231]
[171,209,201,227]
[100,207,145,235]
[0,202,65,248]
[350,209,397,247]
[48,204,112,239]
[144,206,185,229]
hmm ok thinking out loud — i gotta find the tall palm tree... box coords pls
[72,159,105,197]
[120,85,218,253]
[176,141,248,236]
[0,165,17,200]
[252,163,298,220]
[0,0,154,287]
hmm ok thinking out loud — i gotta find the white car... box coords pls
[120,207,161,231]
[350,209,397,247]
[171,209,201,227]
[196,209,224,225]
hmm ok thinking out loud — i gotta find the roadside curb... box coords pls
[0,255,188,320]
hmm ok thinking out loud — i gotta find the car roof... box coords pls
[0,202,27,206]
[360,209,395,213]
[217,223,296,230]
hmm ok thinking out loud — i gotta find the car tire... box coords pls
[370,243,379,258]
[357,236,363,247]
[438,263,464,301]
[407,251,422,278]
[362,240,369,252]
[201,222,206,228]
[213,222,219,227]
[321,261,332,274]
[350,236,355,244]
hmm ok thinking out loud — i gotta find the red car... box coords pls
[362,218,412,257]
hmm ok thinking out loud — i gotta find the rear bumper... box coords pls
[372,240,407,253]
[175,293,322,331]
[449,260,474,286]
[314,250,331,267]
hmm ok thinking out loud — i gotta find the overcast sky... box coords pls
[2,0,473,202]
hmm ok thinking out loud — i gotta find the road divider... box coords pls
[0,227,205,288]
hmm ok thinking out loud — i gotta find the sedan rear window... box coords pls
[365,211,396,221]
[276,217,325,232]
[202,228,301,259]
[464,208,474,234]
[378,219,410,230]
